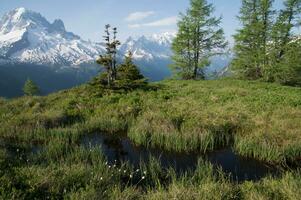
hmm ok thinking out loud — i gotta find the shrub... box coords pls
[23,78,40,96]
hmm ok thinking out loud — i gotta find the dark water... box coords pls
[0,139,42,158]
[81,133,279,182]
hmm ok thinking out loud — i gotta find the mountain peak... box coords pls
[52,19,65,31]
[14,7,27,16]
[119,32,176,61]
[149,32,176,45]
[10,7,35,22]
[0,8,104,66]
[0,7,51,34]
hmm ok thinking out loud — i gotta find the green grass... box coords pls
[1,78,301,199]
[1,140,301,199]
[1,79,301,164]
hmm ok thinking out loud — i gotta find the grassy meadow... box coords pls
[1,79,301,199]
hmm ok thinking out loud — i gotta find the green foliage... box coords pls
[96,26,146,90]
[268,0,301,85]
[115,52,147,90]
[23,78,40,96]
[232,0,301,86]
[1,79,301,198]
[93,52,147,90]
[171,0,227,80]
[2,79,301,164]
[271,39,301,86]
[96,24,121,87]
[232,0,275,80]
[117,52,144,81]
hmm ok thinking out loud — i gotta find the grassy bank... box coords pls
[1,79,301,198]
[1,141,301,199]
[1,79,300,164]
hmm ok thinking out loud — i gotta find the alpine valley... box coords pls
[0,8,231,97]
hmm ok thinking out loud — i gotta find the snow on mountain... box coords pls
[0,8,233,97]
[0,7,176,68]
[119,32,176,61]
[0,7,231,79]
[119,31,232,79]
[0,7,105,66]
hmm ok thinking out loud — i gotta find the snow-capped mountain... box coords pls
[0,8,232,97]
[119,32,176,61]
[0,7,231,73]
[119,32,232,79]
[0,7,105,66]
[118,32,176,81]
[0,7,177,67]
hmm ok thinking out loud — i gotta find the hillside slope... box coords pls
[1,79,300,164]
[1,79,301,199]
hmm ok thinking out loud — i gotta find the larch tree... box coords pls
[269,0,301,84]
[171,0,227,80]
[171,15,194,79]
[259,0,275,80]
[271,0,301,60]
[232,0,275,80]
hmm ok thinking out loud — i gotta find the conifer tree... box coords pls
[117,52,144,80]
[232,0,275,80]
[112,27,120,80]
[23,78,39,96]
[97,24,120,87]
[171,0,227,80]
[259,0,275,79]
[273,39,301,85]
[171,15,194,79]
[116,51,146,89]
[272,0,301,59]
[268,0,301,83]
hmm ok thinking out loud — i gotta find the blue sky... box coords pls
[0,0,286,43]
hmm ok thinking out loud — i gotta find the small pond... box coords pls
[0,137,42,154]
[81,132,280,182]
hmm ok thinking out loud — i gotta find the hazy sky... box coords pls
[0,0,286,43]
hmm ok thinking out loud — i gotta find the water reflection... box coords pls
[81,132,279,182]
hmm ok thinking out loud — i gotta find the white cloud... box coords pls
[128,24,142,28]
[129,16,178,28]
[125,11,155,22]
[144,16,178,27]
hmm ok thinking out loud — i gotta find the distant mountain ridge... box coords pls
[0,8,231,97]
[0,8,231,69]
[120,32,176,61]
[0,7,105,66]
[0,8,177,68]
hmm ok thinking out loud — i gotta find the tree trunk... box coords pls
[279,9,293,59]
[193,25,200,80]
